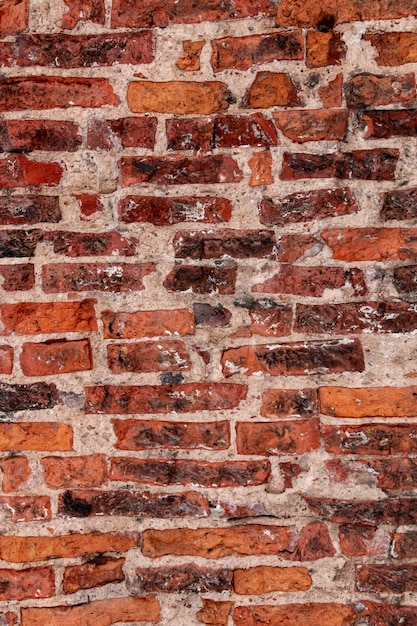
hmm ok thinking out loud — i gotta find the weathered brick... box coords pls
[360,110,417,139]
[365,458,417,490]
[0,77,119,111]
[236,419,320,455]
[136,564,232,593]
[0,495,51,523]
[120,155,242,186]
[222,338,365,377]
[113,419,230,450]
[295,301,417,334]
[110,457,270,487]
[260,187,358,226]
[0,456,30,492]
[174,229,277,259]
[261,388,318,418]
[234,604,356,626]
[63,556,125,594]
[0,612,17,626]
[346,73,416,108]
[86,382,246,414]
[118,195,232,225]
[0,532,138,563]
[61,0,105,28]
[58,489,209,518]
[0,264,34,291]
[0,382,59,413]
[234,565,311,594]
[0,155,62,188]
[42,262,156,293]
[356,564,417,593]
[392,531,417,559]
[323,423,417,455]
[281,234,323,263]
[234,298,293,337]
[394,264,417,293]
[164,264,237,294]
[306,31,345,67]
[128,80,231,115]
[142,524,297,558]
[194,303,232,327]
[197,600,233,626]
[0,300,97,335]
[322,228,417,260]
[381,187,417,221]
[0,566,54,600]
[166,113,278,151]
[0,195,61,226]
[102,308,194,339]
[21,597,160,626]
[0,120,81,152]
[244,72,302,108]
[273,109,348,142]
[0,229,42,258]
[0,346,13,375]
[20,339,92,376]
[365,32,417,67]
[305,497,417,525]
[281,149,399,181]
[75,194,104,218]
[296,521,336,560]
[319,385,417,417]
[107,340,190,373]
[254,266,366,297]
[359,601,417,625]
[112,0,275,27]
[44,231,138,257]
[0,0,28,36]
[176,40,205,71]
[0,423,72,451]
[339,525,390,557]
[319,73,343,108]
[87,117,157,150]
[41,454,107,488]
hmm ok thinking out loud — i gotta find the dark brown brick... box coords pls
[136,564,232,593]
[0,196,61,226]
[164,264,237,294]
[0,383,59,413]
[0,120,81,152]
[87,117,157,149]
[42,263,156,293]
[118,195,232,225]
[173,229,277,259]
[381,187,417,221]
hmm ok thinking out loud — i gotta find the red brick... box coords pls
[381,187,417,221]
[119,155,242,186]
[244,72,302,108]
[197,600,233,626]
[319,73,343,108]
[176,40,205,71]
[305,497,417,525]
[41,454,107,488]
[356,563,417,593]
[164,264,237,294]
[234,565,312,594]
[75,194,104,218]
[0,532,138,563]
[136,564,232,593]
[295,521,336,560]
[0,612,17,626]
[281,149,399,181]
[211,31,303,72]
[86,382,247,414]
[296,301,417,334]
[236,419,320,455]
[0,195,61,225]
[174,229,277,260]
[87,117,157,150]
[118,195,232,225]
[0,423,72,452]
[280,462,302,489]
[142,524,297,558]
[248,150,273,186]
[365,32,417,67]
[58,489,209,518]
[0,77,119,111]
[319,385,417,417]
[0,382,59,413]
[392,531,417,559]
[234,298,293,337]
[102,308,194,339]
[61,0,105,28]
[0,155,62,188]
[0,346,13,375]
[193,303,232,327]
[0,264,34,291]
[212,500,269,520]
[323,423,417,456]
[0,566,53,600]
[234,604,356,626]
[0,0,28,36]
[110,457,270,487]
[20,339,92,376]
[363,458,417,490]
[323,227,417,260]
[44,231,138,257]
[359,601,417,625]
[273,109,348,142]
[113,419,230,450]
[0,300,97,335]
[21,597,160,626]
[276,0,417,26]
[0,120,81,152]
[0,496,51,523]
[360,110,417,139]
[346,72,416,108]
[222,338,365,377]
[261,389,318,418]
[278,234,322,262]
[339,525,390,557]
[42,262,156,293]
[63,556,125,594]
[0,229,42,258]
[107,340,190,374]
[112,0,275,27]
[254,266,366,297]
[306,31,346,67]
[0,456,30,493]
[166,113,278,151]
[128,80,231,115]
[394,264,417,293]
[1,32,154,68]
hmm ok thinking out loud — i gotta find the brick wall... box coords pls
[1,0,417,623]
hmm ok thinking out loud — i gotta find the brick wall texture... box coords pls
[1,0,417,623]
